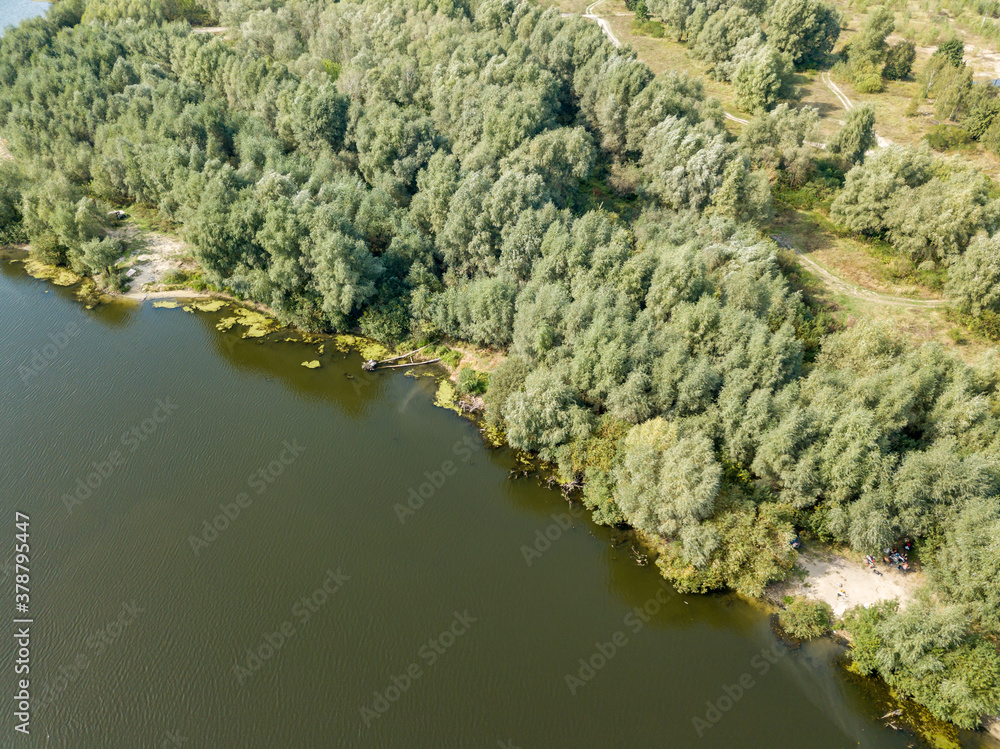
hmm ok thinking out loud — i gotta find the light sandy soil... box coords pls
[0,138,12,161]
[121,232,205,300]
[779,548,921,618]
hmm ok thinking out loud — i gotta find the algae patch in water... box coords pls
[433,379,461,413]
[215,306,278,338]
[182,300,226,313]
[153,301,180,309]
[23,258,81,286]
[332,334,389,361]
[302,360,321,369]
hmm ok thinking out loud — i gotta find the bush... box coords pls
[883,40,915,80]
[456,366,488,395]
[925,124,973,151]
[935,38,964,67]
[359,299,410,344]
[631,18,665,37]
[779,597,833,638]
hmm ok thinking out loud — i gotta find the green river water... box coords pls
[0,258,990,748]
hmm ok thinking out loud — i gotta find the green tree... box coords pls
[765,0,841,68]
[613,418,722,552]
[732,43,793,112]
[738,103,818,184]
[935,38,964,68]
[944,234,1000,315]
[780,597,833,638]
[827,104,876,165]
[882,41,915,80]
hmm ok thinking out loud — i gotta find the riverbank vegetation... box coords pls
[1,0,999,729]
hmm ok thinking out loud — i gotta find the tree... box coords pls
[882,41,915,80]
[780,597,833,638]
[944,234,1000,315]
[827,104,876,165]
[852,5,895,62]
[710,155,773,224]
[738,103,818,184]
[765,0,841,68]
[933,499,1000,634]
[830,145,931,234]
[732,43,793,112]
[614,418,722,550]
[845,6,895,91]
[641,117,730,210]
[0,161,25,243]
[935,38,964,68]
[886,170,998,264]
[503,366,593,462]
[694,5,760,75]
[354,101,438,205]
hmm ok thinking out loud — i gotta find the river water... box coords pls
[0,259,987,748]
[0,0,50,37]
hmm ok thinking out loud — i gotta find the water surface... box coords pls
[0,260,985,748]
[0,0,50,37]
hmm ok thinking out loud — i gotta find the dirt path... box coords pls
[121,232,203,301]
[0,138,12,162]
[821,72,893,148]
[571,2,756,125]
[771,234,946,308]
[778,548,920,618]
[584,0,622,47]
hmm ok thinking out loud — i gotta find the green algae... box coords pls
[24,258,81,286]
[302,360,321,369]
[153,301,180,309]
[184,299,226,313]
[214,306,278,337]
[331,334,389,361]
[433,379,460,413]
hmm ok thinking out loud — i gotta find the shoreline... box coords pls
[4,241,996,744]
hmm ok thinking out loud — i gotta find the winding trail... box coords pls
[821,72,893,148]
[583,0,621,47]
[565,3,935,308]
[772,234,946,308]
[571,1,753,124]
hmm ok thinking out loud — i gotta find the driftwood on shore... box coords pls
[363,345,440,371]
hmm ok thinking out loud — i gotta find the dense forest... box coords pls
[1,0,999,729]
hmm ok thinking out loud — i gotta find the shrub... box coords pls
[359,299,410,344]
[456,366,488,395]
[935,38,964,67]
[883,40,915,80]
[631,19,665,37]
[779,597,833,638]
[925,124,973,151]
